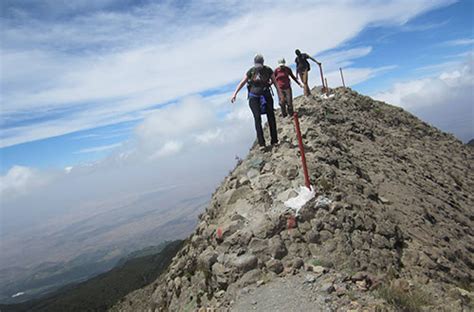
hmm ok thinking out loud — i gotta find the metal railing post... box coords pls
[318,63,326,94]
[340,67,346,87]
[293,112,311,190]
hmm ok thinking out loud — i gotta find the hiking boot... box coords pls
[259,145,267,152]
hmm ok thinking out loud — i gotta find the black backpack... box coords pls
[247,66,272,95]
[296,54,310,72]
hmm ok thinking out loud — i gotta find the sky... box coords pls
[0,0,473,236]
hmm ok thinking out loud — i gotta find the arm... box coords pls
[289,68,303,87]
[231,75,248,103]
[308,55,321,65]
[270,73,283,101]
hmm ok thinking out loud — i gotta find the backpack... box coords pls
[247,66,272,95]
[296,54,310,72]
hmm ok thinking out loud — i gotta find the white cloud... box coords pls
[76,142,122,154]
[0,166,52,199]
[150,141,183,159]
[373,56,474,142]
[0,0,454,147]
[325,65,397,88]
[444,38,474,46]
[194,129,223,144]
[320,47,373,70]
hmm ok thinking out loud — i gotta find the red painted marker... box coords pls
[216,227,223,241]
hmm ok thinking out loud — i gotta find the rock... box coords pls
[298,221,312,234]
[266,259,284,274]
[221,220,243,238]
[356,280,368,291]
[239,269,262,286]
[212,263,229,288]
[247,157,264,170]
[351,271,368,281]
[237,176,250,187]
[315,195,332,210]
[233,254,258,273]
[214,290,225,298]
[305,230,320,244]
[320,283,335,293]
[269,236,287,260]
[391,279,410,292]
[227,229,253,247]
[319,230,332,243]
[247,168,260,179]
[306,264,327,275]
[248,237,269,255]
[197,247,218,272]
[379,196,391,204]
[304,274,316,284]
[286,166,299,179]
[365,187,378,201]
[276,189,299,202]
[293,257,304,269]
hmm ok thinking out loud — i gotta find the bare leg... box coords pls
[299,70,311,96]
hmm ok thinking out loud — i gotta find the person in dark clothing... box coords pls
[295,49,321,96]
[231,54,283,150]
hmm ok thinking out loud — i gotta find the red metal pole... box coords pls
[318,63,326,94]
[340,67,346,87]
[293,112,311,190]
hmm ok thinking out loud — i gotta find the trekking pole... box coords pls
[340,67,346,87]
[318,63,326,94]
[325,78,329,95]
[293,112,311,190]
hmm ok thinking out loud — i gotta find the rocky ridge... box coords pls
[111,87,473,311]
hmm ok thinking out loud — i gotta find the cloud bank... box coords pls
[373,55,473,142]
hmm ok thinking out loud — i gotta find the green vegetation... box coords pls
[310,258,334,268]
[377,282,429,312]
[0,240,183,312]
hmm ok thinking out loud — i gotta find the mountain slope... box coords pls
[112,87,473,311]
[0,241,183,312]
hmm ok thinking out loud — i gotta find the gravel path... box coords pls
[231,274,334,312]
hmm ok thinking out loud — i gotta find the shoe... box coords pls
[259,145,267,152]
[271,141,280,147]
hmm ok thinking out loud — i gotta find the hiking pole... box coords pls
[318,63,326,94]
[293,112,311,190]
[340,67,346,87]
[325,78,329,95]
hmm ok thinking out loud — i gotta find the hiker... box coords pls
[274,58,302,117]
[295,49,321,96]
[231,54,283,150]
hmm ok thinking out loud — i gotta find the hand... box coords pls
[230,94,236,103]
[317,61,322,66]
[299,82,304,88]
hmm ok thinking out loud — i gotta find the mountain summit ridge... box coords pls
[112,87,473,311]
